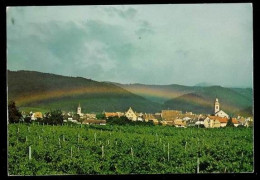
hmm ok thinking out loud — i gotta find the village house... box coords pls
[104,112,124,119]
[204,116,239,128]
[202,98,240,128]
[155,112,162,117]
[67,117,78,123]
[143,113,156,122]
[154,113,162,121]
[232,118,239,127]
[160,120,173,126]
[151,119,159,125]
[125,107,138,121]
[105,112,119,119]
[219,117,239,127]
[31,112,43,120]
[204,116,221,128]
[182,116,192,122]
[161,110,182,121]
[117,112,125,117]
[160,120,168,126]
[142,113,160,124]
[84,113,97,119]
[194,114,206,126]
[237,116,253,127]
[173,119,186,128]
[195,120,204,127]
[237,116,246,126]
[135,112,144,121]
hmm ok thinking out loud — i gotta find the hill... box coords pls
[7,70,162,113]
[113,83,253,116]
[234,106,253,117]
[112,83,195,104]
[163,93,211,114]
[164,86,253,115]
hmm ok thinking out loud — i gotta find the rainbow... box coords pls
[122,86,189,99]
[125,86,241,112]
[13,85,241,113]
[14,86,127,106]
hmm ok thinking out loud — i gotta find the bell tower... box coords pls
[77,103,81,115]
[214,98,220,113]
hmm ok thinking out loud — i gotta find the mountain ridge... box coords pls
[7,70,162,113]
[8,70,253,116]
[113,82,253,116]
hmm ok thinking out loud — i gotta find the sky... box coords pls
[7,4,253,88]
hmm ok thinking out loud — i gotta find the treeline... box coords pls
[8,100,153,126]
[106,116,154,126]
[8,100,64,125]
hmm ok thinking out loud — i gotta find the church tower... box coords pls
[214,98,220,113]
[77,103,81,115]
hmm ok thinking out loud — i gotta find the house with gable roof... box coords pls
[204,116,239,128]
[125,107,138,121]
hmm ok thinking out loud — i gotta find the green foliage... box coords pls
[106,116,129,125]
[106,116,154,126]
[8,123,253,175]
[43,110,64,125]
[8,100,22,123]
[96,113,105,120]
[226,117,234,127]
[24,116,31,123]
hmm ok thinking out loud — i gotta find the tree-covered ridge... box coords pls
[8,70,253,115]
[115,83,253,116]
[8,70,162,113]
[164,86,253,116]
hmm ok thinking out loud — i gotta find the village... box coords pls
[25,98,253,128]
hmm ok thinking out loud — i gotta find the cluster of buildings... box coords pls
[101,98,253,128]
[23,98,253,128]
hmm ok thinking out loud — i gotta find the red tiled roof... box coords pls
[232,118,239,124]
[208,116,228,123]
[208,116,238,124]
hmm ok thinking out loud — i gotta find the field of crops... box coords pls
[8,123,253,175]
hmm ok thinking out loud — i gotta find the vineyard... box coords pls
[8,123,253,175]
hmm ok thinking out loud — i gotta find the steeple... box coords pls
[214,98,220,114]
[77,103,81,115]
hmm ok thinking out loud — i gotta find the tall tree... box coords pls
[226,117,234,127]
[43,109,64,125]
[8,100,22,123]
[96,113,105,120]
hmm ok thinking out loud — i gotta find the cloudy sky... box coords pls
[7,4,253,87]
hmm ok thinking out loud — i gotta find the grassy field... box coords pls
[8,123,253,175]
